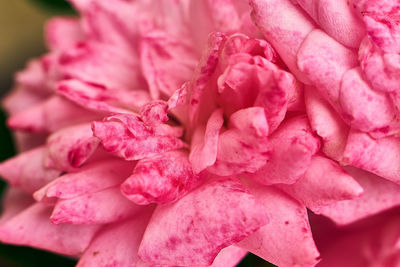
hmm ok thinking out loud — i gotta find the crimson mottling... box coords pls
[1,0,400,266]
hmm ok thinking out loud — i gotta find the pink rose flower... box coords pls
[1,0,400,266]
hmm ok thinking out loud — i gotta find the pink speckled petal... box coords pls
[0,147,61,193]
[343,130,400,184]
[45,17,84,51]
[238,182,320,267]
[34,159,133,203]
[7,96,100,133]
[279,155,363,213]
[59,41,145,91]
[58,79,150,113]
[339,67,396,133]
[0,203,101,255]
[294,0,365,48]
[121,150,202,205]
[297,29,358,105]
[0,188,34,225]
[190,109,224,173]
[305,86,349,161]
[138,177,268,266]
[140,31,197,99]
[50,187,143,225]
[249,0,314,83]
[319,167,400,225]
[77,209,154,267]
[208,107,269,176]
[210,245,248,267]
[92,113,186,161]
[248,116,320,185]
[44,123,99,171]
[359,37,400,93]
[189,32,225,125]
[352,0,400,54]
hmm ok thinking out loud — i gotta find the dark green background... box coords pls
[0,0,275,266]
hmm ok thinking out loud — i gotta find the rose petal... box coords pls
[342,130,400,184]
[138,177,268,266]
[210,245,248,267]
[45,17,84,51]
[121,150,202,205]
[92,113,186,161]
[305,86,349,161]
[248,116,320,185]
[318,167,400,225]
[77,209,154,267]
[34,159,134,203]
[0,203,101,255]
[279,155,363,213]
[50,187,143,225]
[0,147,61,193]
[238,182,320,267]
[0,188,33,225]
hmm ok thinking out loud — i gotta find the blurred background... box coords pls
[0,1,274,266]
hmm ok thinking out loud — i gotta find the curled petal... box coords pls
[50,187,143,225]
[92,114,186,161]
[7,96,100,133]
[279,155,363,213]
[305,86,349,161]
[319,167,400,225]
[58,79,150,113]
[343,130,400,184]
[190,109,224,173]
[209,107,269,176]
[248,116,320,185]
[238,182,320,267]
[34,159,134,203]
[121,150,202,205]
[139,177,268,266]
[0,203,101,256]
[0,147,61,193]
[44,123,100,171]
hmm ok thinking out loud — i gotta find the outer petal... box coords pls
[34,159,133,203]
[92,113,186,161]
[44,123,100,171]
[50,187,143,225]
[238,182,320,267]
[279,155,363,213]
[342,130,400,184]
[0,147,61,193]
[77,209,154,267]
[0,203,101,256]
[7,96,100,133]
[45,17,84,51]
[138,177,268,266]
[58,79,150,113]
[121,150,202,205]
[248,116,320,185]
[140,31,197,99]
[305,86,349,161]
[318,167,400,225]
[0,188,33,225]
